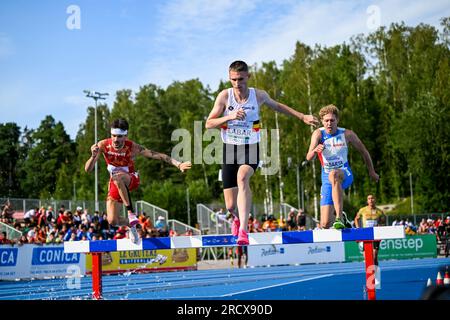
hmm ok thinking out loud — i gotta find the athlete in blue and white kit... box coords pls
[206,60,318,245]
[306,105,379,229]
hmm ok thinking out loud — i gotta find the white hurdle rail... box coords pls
[64,226,405,300]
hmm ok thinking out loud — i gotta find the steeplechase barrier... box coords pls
[64,226,405,300]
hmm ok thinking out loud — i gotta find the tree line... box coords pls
[1,19,449,222]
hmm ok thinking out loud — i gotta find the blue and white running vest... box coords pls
[318,127,350,174]
[220,88,260,145]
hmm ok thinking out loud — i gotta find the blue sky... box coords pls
[1,0,449,139]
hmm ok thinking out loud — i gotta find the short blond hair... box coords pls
[319,104,340,120]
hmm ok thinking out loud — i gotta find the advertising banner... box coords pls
[85,248,198,274]
[247,242,345,267]
[0,244,85,280]
[344,234,437,261]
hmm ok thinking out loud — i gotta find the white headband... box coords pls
[111,128,128,135]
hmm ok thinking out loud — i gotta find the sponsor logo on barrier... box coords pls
[380,238,423,252]
[261,246,284,257]
[0,248,18,267]
[32,247,80,265]
[308,246,331,255]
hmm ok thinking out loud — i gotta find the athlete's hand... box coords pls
[313,144,324,154]
[303,114,319,127]
[229,108,246,121]
[90,144,100,158]
[369,171,380,183]
[178,161,192,173]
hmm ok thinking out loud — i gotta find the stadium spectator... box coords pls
[24,207,38,223]
[262,215,278,232]
[0,231,13,245]
[155,216,168,237]
[296,209,306,231]
[418,218,428,234]
[72,207,82,227]
[81,208,91,226]
[287,208,297,231]
[1,201,14,223]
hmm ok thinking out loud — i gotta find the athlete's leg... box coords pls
[320,205,335,229]
[328,169,345,219]
[111,172,132,212]
[236,165,255,233]
[223,187,239,218]
[106,198,122,226]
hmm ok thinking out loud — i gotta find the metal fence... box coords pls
[0,222,22,241]
[135,200,168,226]
[168,219,201,236]
[196,204,231,235]
[0,197,110,217]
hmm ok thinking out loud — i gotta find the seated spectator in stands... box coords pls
[63,226,77,242]
[427,219,436,234]
[36,226,47,244]
[69,232,77,241]
[55,232,64,244]
[155,216,168,237]
[250,214,262,232]
[35,207,47,227]
[113,226,127,240]
[27,226,38,241]
[418,218,428,234]
[248,216,256,233]
[1,201,14,223]
[46,231,56,244]
[169,228,178,237]
[184,228,193,236]
[76,225,89,240]
[24,207,38,224]
[91,211,100,224]
[287,209,297,231]
[296,209,307,231]
[46,206,55,224]
[278,217,287,231]
[18,234,28,245]
[72,207,82,227]
[86,226,95,240]
[0,231,13,245]
[57,210,72,227]
[139,212,153,230]
[81,208,91,227]
[262,215,278,232]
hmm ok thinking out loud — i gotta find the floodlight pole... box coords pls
[84,90,109,212]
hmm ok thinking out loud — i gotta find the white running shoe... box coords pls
[128,225,139,244]
[128,212,139,227]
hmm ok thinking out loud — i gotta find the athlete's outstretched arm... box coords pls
[306,129,324,161]
[346,130,379,182]
[205,90,246,129]
[134,143,192,172]
[85,140,104,172]
[258,90,319,127]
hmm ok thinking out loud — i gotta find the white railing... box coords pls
[168,219,201,235]
[135,200,168,225]
[196,204,231,235]
[0,222,22,241]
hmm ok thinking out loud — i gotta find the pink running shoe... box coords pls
[128,213,139,227]
[237,229,249,246]
[231,217,240,236]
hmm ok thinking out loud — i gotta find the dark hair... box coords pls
[111,119,129,131]
[229,60,248,72]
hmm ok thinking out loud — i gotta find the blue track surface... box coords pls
[0,258,448,300]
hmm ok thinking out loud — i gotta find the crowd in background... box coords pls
[1,201,449,245]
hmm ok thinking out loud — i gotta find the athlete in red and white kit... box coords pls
[85,118,192,243]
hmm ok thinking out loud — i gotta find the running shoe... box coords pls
[231,217,240,236]
[332,217,346,230]
[128,212,139,227]
[128,225,139,244]
[237,229,249,246]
